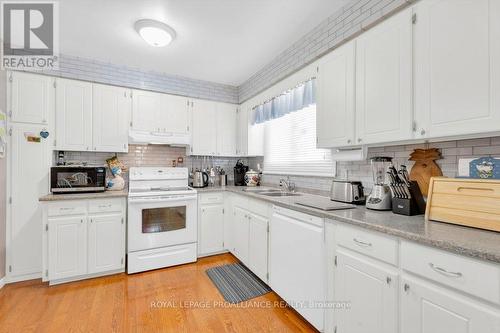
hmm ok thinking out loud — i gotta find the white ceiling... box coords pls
[59,0,351,86]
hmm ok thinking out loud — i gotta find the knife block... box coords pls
[392,181,426,216]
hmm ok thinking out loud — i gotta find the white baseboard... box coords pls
[0,277,5,289]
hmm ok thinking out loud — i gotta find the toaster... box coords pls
[330,180,365,204]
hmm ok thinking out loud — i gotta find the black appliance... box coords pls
[51,166,106,193]
[234,160,249,186]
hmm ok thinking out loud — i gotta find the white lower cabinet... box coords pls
[334,249,398,333]
[43,198,126,285]
[48,215,87,281]
[198,196,225,256]
[248,212,269,283]
[88,214,125,274]
[232,206,250,264]
[401,275,500,333]
[329,224,500,333]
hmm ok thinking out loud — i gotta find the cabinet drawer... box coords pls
[199,192,224,205]
[89,198,123,214]
[401,241,500,305]
[231,193,248,209]
[48,201,87,217]
[336,225,398,265]
[248,198,270,218]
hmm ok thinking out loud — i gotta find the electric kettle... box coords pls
[192,170,209,188]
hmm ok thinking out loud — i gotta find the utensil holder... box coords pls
[392,181,426,216]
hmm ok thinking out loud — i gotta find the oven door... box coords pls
[127,194,197,252]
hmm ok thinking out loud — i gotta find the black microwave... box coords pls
[50,166,106,193]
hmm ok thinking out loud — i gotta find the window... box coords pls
[262,104,336,176]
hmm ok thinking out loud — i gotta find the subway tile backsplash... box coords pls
[57,136,500,193]
[256,136,500,193]
[57,145,249,184]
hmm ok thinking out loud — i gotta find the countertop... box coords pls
[39,189,129,201]
[199,185,500,264]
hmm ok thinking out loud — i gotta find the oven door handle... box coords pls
[128,195,197,203]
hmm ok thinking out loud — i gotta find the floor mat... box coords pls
[206,263,271,303]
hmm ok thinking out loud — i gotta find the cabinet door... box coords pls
[10,123,50,279]
[48,216,87,281]
[191,99,217,155]
[355,8,413,145]
[236,107,248,156]
[216,103,237,156]
[317,41,356,148]
[92,84,130,152]
[335,249,398,333]
[248,213,268,282]
[246,105,264,156]
[55,78,92,151]
[131,89,161,132]
[414,0,500,138]
[88,214,124,274]
[10,71,53,124]
[232,206,249,264]
[401,276,500,333]
[162,94,190,135]
[199,205,224,255]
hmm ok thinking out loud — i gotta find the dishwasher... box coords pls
[269,205,325,331]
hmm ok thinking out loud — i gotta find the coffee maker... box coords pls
[366,156,393,210]
[234,160,248,186]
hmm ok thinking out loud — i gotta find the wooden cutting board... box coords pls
[409,148,443,197]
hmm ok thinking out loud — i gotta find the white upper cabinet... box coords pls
[131,89,160,132]
[245,104,264,156]
[55,78,92,151]
[9,71,53,125]
[414,0,500,139]
[355,7,413,145]
[161,94,190,135]
[191,99,217,155]
[191,100,238,156]
[236,107,248,156]
[216,102,237,156]
[92,84,130,152]
[316,41,356,148]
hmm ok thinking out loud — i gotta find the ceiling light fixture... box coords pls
[134,19,176,47]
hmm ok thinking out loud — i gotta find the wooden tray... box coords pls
[426,177,500,232]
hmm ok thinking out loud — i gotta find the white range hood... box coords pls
[129,130,191,146]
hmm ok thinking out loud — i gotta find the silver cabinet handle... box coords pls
[60,207,74,211]
[347,139,352,144]
[358,138,362,143]
[420,129,426,136]
[386,276,391,284]
[353,238,372,247]
[403,283,410,292]
[98,204,112,208]
[429,263,462,278]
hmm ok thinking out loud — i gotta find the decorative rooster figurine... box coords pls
[409,148,443,197]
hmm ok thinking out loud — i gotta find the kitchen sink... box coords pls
[260,192,302,197]
[242,188,281,193]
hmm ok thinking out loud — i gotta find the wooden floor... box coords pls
[0,254,318,333]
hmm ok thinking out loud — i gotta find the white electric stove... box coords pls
[127,167,198,274]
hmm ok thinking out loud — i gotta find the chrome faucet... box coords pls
[279,176,295,193]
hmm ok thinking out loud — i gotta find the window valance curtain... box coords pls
[252,78,316,125]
